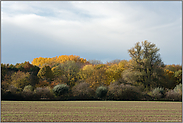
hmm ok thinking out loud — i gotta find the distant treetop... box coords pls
[32,55,88,68]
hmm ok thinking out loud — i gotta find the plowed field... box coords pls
[1,101,182,122]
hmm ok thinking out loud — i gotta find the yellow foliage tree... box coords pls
[32,55,88,68]
[78,65,95,80]
[86,69,108,89]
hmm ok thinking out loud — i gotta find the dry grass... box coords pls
[1,101,182,122]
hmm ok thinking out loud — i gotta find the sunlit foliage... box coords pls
[32,55,88,68]
[1,40,182,101]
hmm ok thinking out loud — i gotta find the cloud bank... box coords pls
[1,1,182,65]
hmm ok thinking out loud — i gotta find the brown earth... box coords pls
[1,101,182,122]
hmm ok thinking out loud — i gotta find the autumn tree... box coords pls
[32,55,88,68]
[77,64,107,89]
[105,60,128,84]
[14,62,40,87]
[35,79,50,88]
[163,64,182,88]
[77,65,95,81]
[124,40,165,90]
[52,61,82,87]
[37,65,54,82]
[162,69,176,89]
[164,64,182,72]
[174,70,182,85]
[51,65,64,78]
[1,63,7,81]
[85,65,108,89]
[11,71,32,89]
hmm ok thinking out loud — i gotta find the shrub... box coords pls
[1,85,23,100]
[173,83,182,94]
[8,85,22,94]
[1,90,12,100]
[2,90,24,101]
[107,82,122,100]
[120,84,142,101]
[22,91,34,100]
[52,84,69,97]
[141,92,153,101]
[107,83,142,101]
[23,85,34,92]
[165,90,181,101]
[34,86,54,100]
[164,83,182,101]
[96,86,108,99]
[21,85,34,100]
[151,87,165,100]
[72,82,95,100]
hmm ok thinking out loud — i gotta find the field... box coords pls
[1,101,182,122]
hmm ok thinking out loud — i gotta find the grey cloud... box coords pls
[1,1,181,65]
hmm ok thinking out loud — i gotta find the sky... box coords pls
[1,1,182,65]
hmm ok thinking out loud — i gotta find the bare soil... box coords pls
[1,101,182,122]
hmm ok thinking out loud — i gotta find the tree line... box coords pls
[1,40,182,101]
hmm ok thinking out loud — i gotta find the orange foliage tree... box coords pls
[32,55,88,68]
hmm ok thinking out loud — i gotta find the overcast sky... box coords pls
[1,1,182,65]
